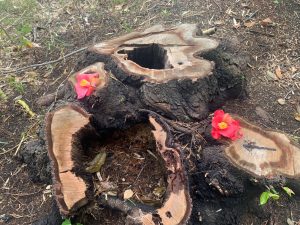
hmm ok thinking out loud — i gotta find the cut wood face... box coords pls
[91,24,219,83]
[225,118,300,178]
[138,117,191,225]
[46,105,90,215]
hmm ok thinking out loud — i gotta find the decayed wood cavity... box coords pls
[225,117,300,178]
[91,24,219,83]
[137,116,192,225]
[46,105,90,215]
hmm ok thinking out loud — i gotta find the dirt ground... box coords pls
[0,0,299,224]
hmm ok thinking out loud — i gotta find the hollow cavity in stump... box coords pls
[46,105,191,224]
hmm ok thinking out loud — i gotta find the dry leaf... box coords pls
[267,71,278,81]
[275,66,283,79]
[244,21,256,28]
[233,18,240,29]
[290,66,297,73]
[124,189,134,200]
[214,20,225,26]
[260,18,272,27]
[277,98,286,105]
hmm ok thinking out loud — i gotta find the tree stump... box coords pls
[29,24,300,225]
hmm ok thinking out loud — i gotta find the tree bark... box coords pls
[27,24,300,225]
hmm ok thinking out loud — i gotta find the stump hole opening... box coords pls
[118,44,172,70]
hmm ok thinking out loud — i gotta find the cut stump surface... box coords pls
[225,117,300,178]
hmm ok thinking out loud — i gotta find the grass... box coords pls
[7,76,25,94]
[0,0,38,46]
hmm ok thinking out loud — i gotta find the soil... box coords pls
[98,124,167,204]
[0,0,299,224]
[73,123,167,225]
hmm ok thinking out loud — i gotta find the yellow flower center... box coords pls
[80,79,90,87]
[218,122,228,130]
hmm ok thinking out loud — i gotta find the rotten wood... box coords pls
[98,115,192,225]
[46,105,91,215]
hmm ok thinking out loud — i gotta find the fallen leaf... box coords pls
[85,151,107,173]
[153,186,166,198]
[255,106,273,123]
[290,66,297,73]
[287,218,294,225]
[275,66,283,79]
[124,189,134,200]
[266,71,278,81]
[277,98,286,105]
[214,20,225,26]
[15,99,36,117]
[260,18,272,27]
[233,18,240,29]
[244,21,256,28]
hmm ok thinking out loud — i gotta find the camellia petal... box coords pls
[76,73,90,83]
[75,83,88,99]
[212,115,224,128]
[214,109,225,117]
[211,109,242,141]
[74,72,100,99]
[85,86,95,96]
[211,129,221,139]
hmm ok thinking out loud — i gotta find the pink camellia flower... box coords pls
[75,73,100,99]
[211,109,242,141]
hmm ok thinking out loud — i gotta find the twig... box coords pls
[244,10,259,22]
[1,46,88,74]
[248,30,275,37]
[14,134,26,156]
[211,0,221,10]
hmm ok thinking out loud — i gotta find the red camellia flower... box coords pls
[211,110,242,140]
[75,73,100,99]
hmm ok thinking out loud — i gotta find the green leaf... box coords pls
[282,187,295,197]
[269,192,280,200]
[62,219,72,225]
[260,191,270,205]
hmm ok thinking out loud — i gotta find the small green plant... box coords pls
[61,218,83,225]
[273,0,281,4]
[259,188,279,205]
[7,76,25,94]
[259,186,295,205]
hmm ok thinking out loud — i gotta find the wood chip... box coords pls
[277,98,286,105]
[244,21,256,28]
[123,189,134,200]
